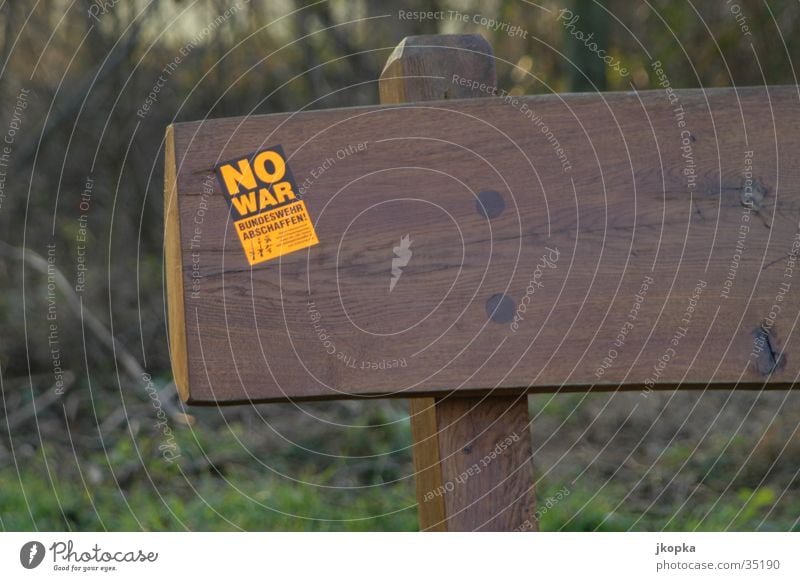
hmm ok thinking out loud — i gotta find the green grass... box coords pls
[536,482,799,532]
[0,456,418,531]
[3,390,798,531]
[4,456,796,531]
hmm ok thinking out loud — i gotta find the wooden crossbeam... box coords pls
[165,74,800,405]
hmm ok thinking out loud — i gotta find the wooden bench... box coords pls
[164,34,800,531]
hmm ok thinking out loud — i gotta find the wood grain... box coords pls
[165,83,800,404]
[436,396,536,531]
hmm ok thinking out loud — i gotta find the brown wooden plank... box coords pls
[165,83,800,403]
[380,34,536,532]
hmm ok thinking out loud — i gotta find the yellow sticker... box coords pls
[215,145,319,266]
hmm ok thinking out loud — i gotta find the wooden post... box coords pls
[380,34,537,532]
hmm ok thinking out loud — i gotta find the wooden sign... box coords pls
[165,84,800,404]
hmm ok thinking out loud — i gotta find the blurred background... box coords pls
[1,0,799,531]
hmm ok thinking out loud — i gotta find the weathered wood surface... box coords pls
[409,395,537,531]
[380,34,536,532]
[165,83,800,404]
[379,34,498,104]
